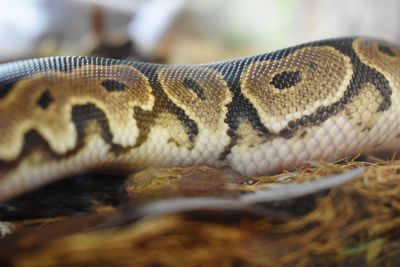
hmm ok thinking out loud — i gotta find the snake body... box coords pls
[0,37,399,202]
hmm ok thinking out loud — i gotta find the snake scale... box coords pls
[0,37,399,202]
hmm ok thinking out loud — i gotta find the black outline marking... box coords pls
[0,129,86,177]
[71,103,117,147]
[132,63,199,147]
[270,70,302,89]
[37,90,54,109]
[378,44,396,57]
[183,78,206,100]
[0,102,128,174]
[209,37,393,159]
[0,82,14,100]
[0,130,57,177]
[100,79,127,92]
[275,39,392,138]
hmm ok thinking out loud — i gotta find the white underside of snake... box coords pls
[0,37,399,202]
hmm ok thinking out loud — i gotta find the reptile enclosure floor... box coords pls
[0,156,400,267]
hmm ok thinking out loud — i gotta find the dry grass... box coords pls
[2,158,400,266]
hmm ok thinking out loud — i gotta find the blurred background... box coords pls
[0,0,399,64]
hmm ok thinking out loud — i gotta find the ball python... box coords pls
[0,37,399,202]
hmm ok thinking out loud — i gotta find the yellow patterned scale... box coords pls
[0,37,400,202]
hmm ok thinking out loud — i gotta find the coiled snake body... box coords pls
[0,37,399,202]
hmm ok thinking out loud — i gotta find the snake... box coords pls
[0,37,399,202]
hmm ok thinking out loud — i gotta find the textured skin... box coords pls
[0,37,400,202]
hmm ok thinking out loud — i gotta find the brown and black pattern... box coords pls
[0,37,396,163]
[212,37,394,158]
[131,63,200,148]
[0,36,399,202]
[0,63,155,161]
[158,66,232,132]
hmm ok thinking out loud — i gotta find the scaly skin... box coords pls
[0,37,400,202]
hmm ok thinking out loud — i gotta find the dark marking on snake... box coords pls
[71,103,114,145]
[0,82,14,100]
[270,71,302,89]
[132,107,156,148]
[24,130,56,156]
[70,104,127,153]
[209,56,277,160]
[145,68,200,143]
[175,108,199,142]
[275,38,393,139]
[100,79,127,92]
[131,64,199,147]
[0,130,57,177]
[220,93,274,160]
[212,39,365,159]
[0,129,86,176]
[183,78,206,100]
[37,90,54,109]
[378,44,396,57]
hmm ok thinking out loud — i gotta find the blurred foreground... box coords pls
[1,157,400,266]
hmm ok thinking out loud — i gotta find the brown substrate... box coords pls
[1,158,400,267]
